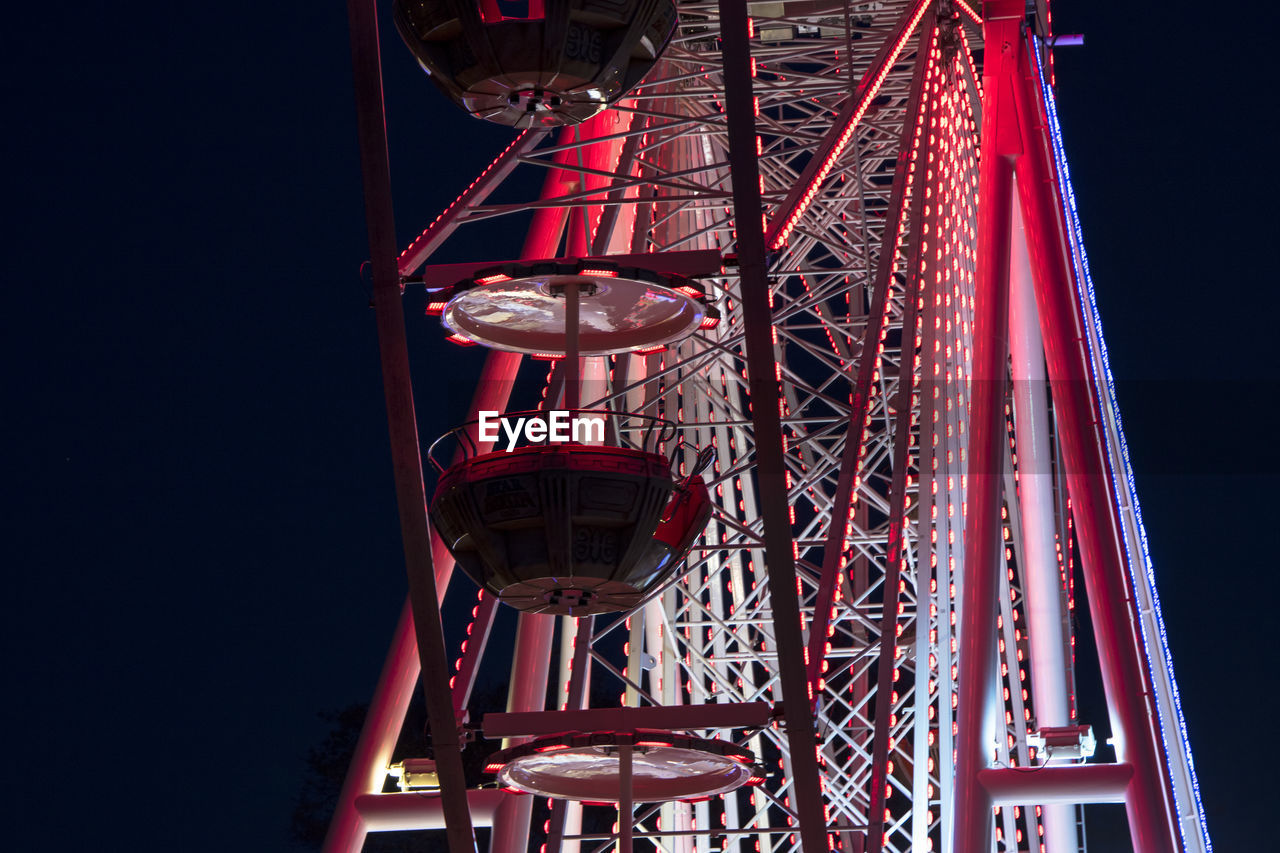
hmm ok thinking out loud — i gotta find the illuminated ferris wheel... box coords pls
[328,2,1211,852]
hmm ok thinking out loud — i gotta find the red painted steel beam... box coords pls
[343,1,476,851]
[951,5,1022,852]
[564,110,631,257]
[589,122,641,255]
[717,2,829,850]
[1010,28,1181,853]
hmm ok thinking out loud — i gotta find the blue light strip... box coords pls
[1028,41,1212,852]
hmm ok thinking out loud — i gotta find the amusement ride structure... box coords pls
[330,1,1210,851]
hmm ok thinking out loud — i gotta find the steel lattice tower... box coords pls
[330,2,1211,852]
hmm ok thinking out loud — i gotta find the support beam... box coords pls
[618,738,634,853]
[805,16,934,694]
[356,790,509,832]
[717,2,829,850]
[952,5,1022,851]
[397,129,547,276]
[484,702,772,738]
[1009,183,1078,853]
[409,249,724,290]
[332,39,580,852]
[490,125,607,852]
[344,1,476,849]
[1010,26,1180,853]
[323,600,420,852]
[489,613,556,853]
[544,615,594,853]
[979,763,1132,806]
[864,22,935,853]
[451,592,499,715]
[1009,189,1070,726]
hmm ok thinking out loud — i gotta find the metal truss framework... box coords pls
[334,2,1210,853]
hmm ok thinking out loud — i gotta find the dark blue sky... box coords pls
[5,3,1270,849]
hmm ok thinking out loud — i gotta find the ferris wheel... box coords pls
[328,2,1211,852]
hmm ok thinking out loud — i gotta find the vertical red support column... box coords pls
[952,5,1022,852]
[1010,35,1180,853]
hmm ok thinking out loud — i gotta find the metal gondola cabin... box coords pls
[393,0,678,126]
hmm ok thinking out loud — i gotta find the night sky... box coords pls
[6,3,1273,850]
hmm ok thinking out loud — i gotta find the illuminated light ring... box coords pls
[769,0,933,250]
[1029,42,1212,853]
